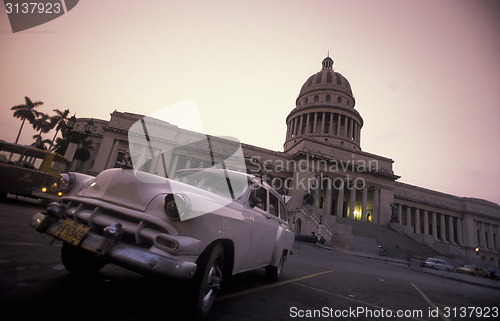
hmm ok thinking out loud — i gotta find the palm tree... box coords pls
[49,109,70,148]
[11,96,44,144]
[32,112,54,137]
[31,134,52,150]
[52,136,69,155]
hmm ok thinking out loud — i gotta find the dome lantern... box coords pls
[322,56,333,70]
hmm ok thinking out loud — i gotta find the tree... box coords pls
[49,109,70,149]
[11,96,44,144]
[74,139,93,162]
[31,134,52,150]
[32,112,54,137]
[52,136,69,155]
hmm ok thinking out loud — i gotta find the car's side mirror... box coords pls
[249,197,262,208]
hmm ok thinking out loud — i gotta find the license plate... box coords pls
[55,219,89,246]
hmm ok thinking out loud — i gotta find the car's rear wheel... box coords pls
[265,251,286,281]
[61,242,105,275]
[192,243,224,319]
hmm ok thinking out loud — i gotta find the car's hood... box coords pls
[77,168,176,211]
[76,168,243,215]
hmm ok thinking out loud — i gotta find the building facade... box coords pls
[68,57,500,267]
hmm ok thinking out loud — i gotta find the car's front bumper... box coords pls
[30,212,197,279]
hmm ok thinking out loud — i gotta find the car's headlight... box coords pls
[59,173,75,193]
[164,194,187,221]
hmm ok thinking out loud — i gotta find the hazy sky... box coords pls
[1,0,499,204]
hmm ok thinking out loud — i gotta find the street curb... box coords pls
[295,242,500,290]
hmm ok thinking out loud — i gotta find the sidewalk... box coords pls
[304,242,500,290]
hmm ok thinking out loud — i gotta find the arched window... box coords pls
[326,95,331,102]
[314,95,319,103]
[337,97,342,103]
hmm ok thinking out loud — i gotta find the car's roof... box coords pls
[175,168,282,197]
[175,167,256,180]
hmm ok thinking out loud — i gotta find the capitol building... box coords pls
[69,57,500,268]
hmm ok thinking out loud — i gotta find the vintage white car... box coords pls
[30,167,294,318]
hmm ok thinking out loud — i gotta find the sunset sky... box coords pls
[1,0,499,204]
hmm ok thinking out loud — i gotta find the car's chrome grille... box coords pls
[60,197,176,248]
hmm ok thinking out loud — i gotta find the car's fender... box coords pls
[269,221,294,267]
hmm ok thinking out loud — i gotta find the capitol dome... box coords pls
[284,56,363,152]
[296,57,355,108]
[298,57,353,100]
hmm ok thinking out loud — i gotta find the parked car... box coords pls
[0,141,70,200]
[422,257,454,271]
[456,265,489,277]
[31,168,295,318]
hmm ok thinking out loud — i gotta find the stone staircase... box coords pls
[291,206,441,260]
[328,217,440,260]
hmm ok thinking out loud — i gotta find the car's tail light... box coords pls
[164,194,187,221]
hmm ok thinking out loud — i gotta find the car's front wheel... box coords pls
[192,243,225,319]
[61,242,105,275]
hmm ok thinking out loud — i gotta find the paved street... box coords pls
[1,198,499,321]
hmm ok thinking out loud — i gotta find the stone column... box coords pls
[372,188,379,224]
[423,210,429,235]
[336,180,344,217]
[348,118,353,140]
[487,224,494,250]
[456,218,463,245]
[343,116,349,137]
[440,214,447,242]
[169,154,179,175]
[432,212,438,241]
[329,113,334,134]
[298,115,304,136]
[321,112,326,134]
[349,185,356,220]
[361,186,368,222]
[324,177,332,216]
[336,114,342,135]
[415,208,421,234]
[448,216,455,244]
[406,206,412,229]
[495,225,500,250]
[313,113,318,133]
[479,222,487,248]
[314,175,321,208]
[305,113,311,134]
[397,204,403,224]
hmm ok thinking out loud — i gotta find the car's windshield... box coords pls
[175,170,250,199]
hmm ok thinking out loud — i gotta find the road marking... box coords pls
[2,242,46,247]
[295,283,427,321]
[1,242,61,247]
[411,282,452,321]
[217,269,335,301]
